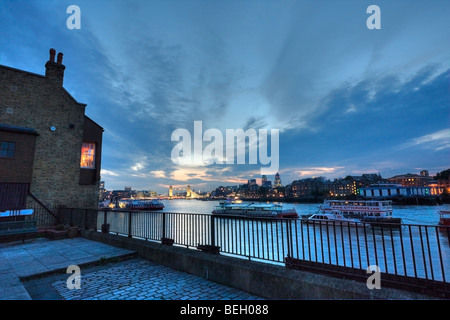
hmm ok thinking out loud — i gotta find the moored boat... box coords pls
[302,211,363,227]
[319,199,402,226]
[212,201,298,218]
[124,199,165,211]
[438,209,450,226]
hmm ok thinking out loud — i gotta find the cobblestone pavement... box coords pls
[0,237,134,300]
[51,258,264,300]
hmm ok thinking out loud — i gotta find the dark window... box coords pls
[0,141,16,158]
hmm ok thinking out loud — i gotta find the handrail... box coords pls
[28,192,60,223]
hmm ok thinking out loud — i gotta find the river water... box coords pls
[160,199,450,226]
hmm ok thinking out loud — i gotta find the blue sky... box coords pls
[1,0,449,193]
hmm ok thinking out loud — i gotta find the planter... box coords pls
[67,226,79,238]
[161,237,174,246]
[101,223,110,233]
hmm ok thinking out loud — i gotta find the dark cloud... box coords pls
[280,66,450,177]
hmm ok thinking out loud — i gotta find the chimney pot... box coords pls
[57,52,63,64]
[49,48,56,63]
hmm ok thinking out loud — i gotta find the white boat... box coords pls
[107,198,165,210]
[319,199,402,226]
[302,210,363,226]
[212,201,298,218]
[438,209,450,226]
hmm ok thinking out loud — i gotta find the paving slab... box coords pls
[0,237,135,300]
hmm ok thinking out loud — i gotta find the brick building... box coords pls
[388,172,432,187]
[0,48,103,210]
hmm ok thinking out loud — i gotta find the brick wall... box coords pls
[0,129,37,183]
[0,53,102,209]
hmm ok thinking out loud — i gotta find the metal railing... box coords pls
[97,210,450,296]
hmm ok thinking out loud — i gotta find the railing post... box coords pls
[160,212,175,246]
[210,215,216,247]
[197,214,220,255]
[285,219,292,258]
[162,212,166,240]
[128,211,132,238]
[101,210,109,233]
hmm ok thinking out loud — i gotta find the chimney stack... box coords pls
[45,48,66,87]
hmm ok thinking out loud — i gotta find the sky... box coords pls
[1,0,449,193]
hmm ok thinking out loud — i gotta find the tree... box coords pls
[435,169,450,181]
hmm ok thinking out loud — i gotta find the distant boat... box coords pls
[302,211,363,227]
[212,200,298,218]
[318,199,402,226]
[124,199,165,211]
[438,209,450,226]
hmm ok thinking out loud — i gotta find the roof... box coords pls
[0,123,39,136]
[388,173,429,179]
[0,64,87,107]
[84,115,105,132]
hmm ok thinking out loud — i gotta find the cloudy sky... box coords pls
[1,0,449,193]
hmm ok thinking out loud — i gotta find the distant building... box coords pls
[0,48,103,210]
[285,174,384,198]
[274,172,282,188]
[388,172,432,187]
[286,177,327,197]
[261,175,272,188]
[124,186,132,192]
[99,181,107,200]
[360,184,443,198]
[420,170,429,177]
[186,185,191,198]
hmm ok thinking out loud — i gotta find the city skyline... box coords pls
[2,0,449,194]
[101,168,445,194]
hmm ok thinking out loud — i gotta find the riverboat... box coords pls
[438,209,450,226]
[302,211,363,226]
[319,199,402,226]
[124,199,165,211]
[212,201,298,218]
